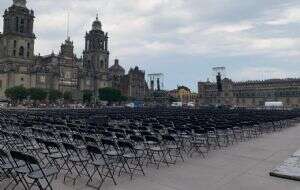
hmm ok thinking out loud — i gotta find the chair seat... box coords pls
[146,141,158,145]
[92,159,106,166]
[150,146,164,151]
[106,150,119,156]
[180,135,190,139]
[166,145,178,149]
[1,161,25,170]
[49,152,68,159]
[15,165,39,174]
[28,167,58,179]
[134,145,146,151]
[123,152,143,158]
[69,156,89,162]
[76,145,86,150]
[42,149,58,155]
[27,146,40,151]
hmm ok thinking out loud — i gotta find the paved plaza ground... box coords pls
[6,123,300,190]
[49,123,300,190]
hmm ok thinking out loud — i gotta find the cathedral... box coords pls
[0,0,148,100]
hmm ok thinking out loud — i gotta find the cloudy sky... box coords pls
[1,0,300,91]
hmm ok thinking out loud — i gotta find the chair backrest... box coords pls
[62,142,76,151]
[130,135,144,143]
[0,148,8,159]
[86,145,102,155]
[145,135,159,143]
[73,134,84,141]
[43,141,59,149]
[10,150,39,165]
[85,136,97,145]
[162,135,175,142]
[117,140,134,150]
[101,138,116,147]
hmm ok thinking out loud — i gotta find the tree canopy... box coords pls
[82,90,93,104]
[28,88,48,102]
[98,87,127,103]
[48,89,62,103]
[63,91,73,102]
[5,86,28,103]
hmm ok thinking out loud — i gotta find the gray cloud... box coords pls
[1,0,300,91]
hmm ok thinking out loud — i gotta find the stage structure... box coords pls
[148,73,164,91]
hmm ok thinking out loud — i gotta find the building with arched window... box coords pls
[198,78,300,108]
[0,0,148,100]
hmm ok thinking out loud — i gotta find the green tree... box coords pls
[98,87,126,104]
[28,88,48,102]
[82,90,93,104]
[48,89,62,103]
[63,91,73,102]
[5,86,28,105]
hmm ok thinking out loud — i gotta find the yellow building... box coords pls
[169,86,198,104]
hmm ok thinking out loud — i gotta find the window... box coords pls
[27,51,30,58]
[27,19,31,32]
[21,77,24,81]
[0,80,2,89]
[14,40,17,48]
[20,19,24,33]
[19,46,24,57]
[27,43,30,49]
[86,80,90,85]
[40,76,45,83]
[86,40,90,51]
[13,50,16,56]
[16,17,19,32]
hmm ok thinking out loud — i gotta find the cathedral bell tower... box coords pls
[0,0,36,97]
[60,37,74,58]
[82,15,109,92]
[0,0,35,61]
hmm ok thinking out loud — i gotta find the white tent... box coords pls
[265,102,283,107]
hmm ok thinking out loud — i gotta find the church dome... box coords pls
[109,59,125,72]
[13,0,27,8]
[92,15,102,31]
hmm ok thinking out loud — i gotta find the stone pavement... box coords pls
[9,123,300,190]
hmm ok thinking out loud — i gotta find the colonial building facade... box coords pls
[169,86,198,104]
[198,78,300,108]
[0,0,148,100]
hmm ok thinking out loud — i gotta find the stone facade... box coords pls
[0,0,148,101]
[119,67,148,100]
[198,78,300,108]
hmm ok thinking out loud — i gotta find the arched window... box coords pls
[19,46,24,57]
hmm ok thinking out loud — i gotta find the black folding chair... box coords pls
[10,150,58,190]
[0,148,26,189]
[62,142,91,185]
[145,136,169,169]
[86,145,117,189]
[162,134,184,163]
[117,141,145,180]
[42,141,68,174]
